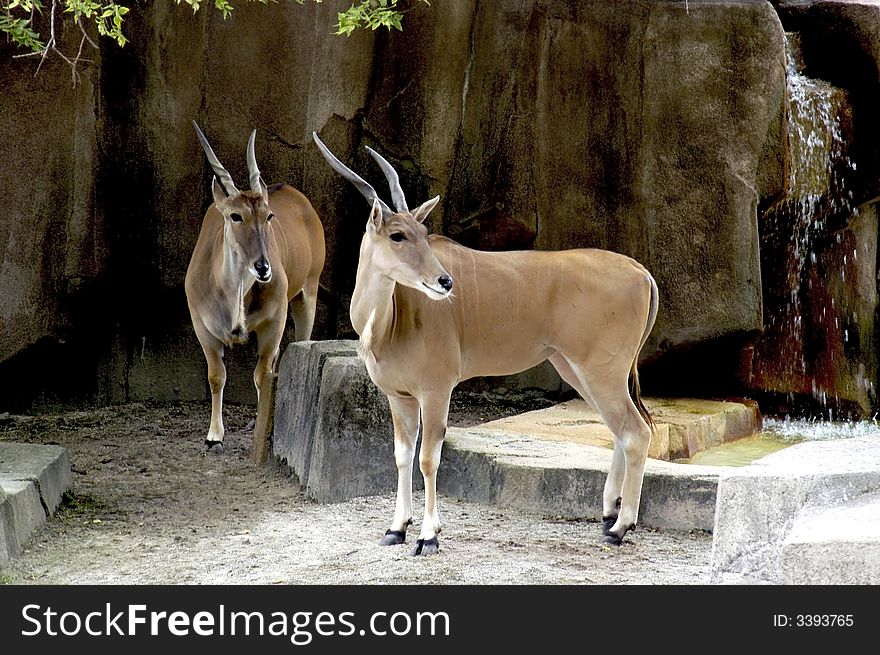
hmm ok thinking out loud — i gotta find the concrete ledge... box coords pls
[0,485,8,563]
[0,442,72,565]
[780,491,880,584]
[0,442,71,514]
[469,397,760,461]
[0,479,45,565]
[305,356,400,502]
[443,429,725,531]
[273,340,732,529]
[274,341,406,502]
[273,340,361,489]
[711,436,880,584]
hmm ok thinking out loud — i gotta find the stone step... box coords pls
[780,490,880,585]
[273,340,742,530]
[469,397,760,461]
[0,442,72,565]
[442,427,728,532]
[711,436,880,584]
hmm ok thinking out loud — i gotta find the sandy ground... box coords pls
[0,397,713,585]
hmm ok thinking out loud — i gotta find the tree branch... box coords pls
[10,0,97,87]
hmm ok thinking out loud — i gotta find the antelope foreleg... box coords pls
[253,351,276,405]
[206,355,226,451]
[382,395,420,546]
[194,326,227,453]
[412,392,451,556]
[254,318,285,403]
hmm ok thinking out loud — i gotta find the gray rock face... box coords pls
[4,1,880,417]
[0,35,102,378]
[362,0,786,353]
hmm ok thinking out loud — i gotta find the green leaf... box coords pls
[1,0,428,61]
[0,13,44,51]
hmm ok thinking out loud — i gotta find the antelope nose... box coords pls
[438,274,453,292]
[254,258,271,278]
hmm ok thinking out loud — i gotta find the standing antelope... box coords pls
[186,123,325,453]
[313,133,659,554]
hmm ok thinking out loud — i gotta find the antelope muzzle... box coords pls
[254,257,272,282]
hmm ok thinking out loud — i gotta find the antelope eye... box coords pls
[267,213,275,222]
[389,232,406,242]
[230,212,243,223]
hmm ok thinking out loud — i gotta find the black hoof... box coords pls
[411,537,440,556]
[602,497,622,534]
[380,529,407,546]
[602,516,617,535]
[602,533,623,546]
[202,440,225,455]
[602,523,634,546]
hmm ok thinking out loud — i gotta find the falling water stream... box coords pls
[691,33,876,466]
[749,31,863,413]
[770,34,855,384]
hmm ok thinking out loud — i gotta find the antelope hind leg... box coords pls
[602,443,625,534]
[601,408,650,545]
[550,353,649,544]
[290,279,319,342]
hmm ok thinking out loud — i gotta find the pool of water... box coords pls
[686,417,880,467]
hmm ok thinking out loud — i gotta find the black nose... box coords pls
[438,274,453,292]
[254,258,270,277]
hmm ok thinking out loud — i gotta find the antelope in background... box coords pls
[313,132,659,554]
[186,123,325,453]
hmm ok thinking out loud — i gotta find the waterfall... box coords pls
[782,33,854,208]
[750,32,864,417]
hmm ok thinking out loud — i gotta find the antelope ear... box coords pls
[211,176,228,206]
[412,195,440,224]
[367,197,384,234]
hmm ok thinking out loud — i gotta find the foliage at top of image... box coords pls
[335,0,428,36]
[1,0,429,81]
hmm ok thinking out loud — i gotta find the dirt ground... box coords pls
[0,394,713,585]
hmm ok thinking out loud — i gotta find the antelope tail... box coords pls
[630,273,659,431]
